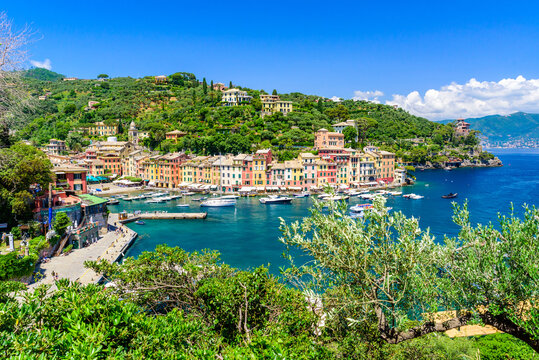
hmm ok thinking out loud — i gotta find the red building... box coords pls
[255,149,273,165]
[53,165,88,194]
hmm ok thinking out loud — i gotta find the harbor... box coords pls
[106,150,537,273]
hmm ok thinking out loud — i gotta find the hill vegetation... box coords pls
[22,67,65,81]
[14,69,486,163]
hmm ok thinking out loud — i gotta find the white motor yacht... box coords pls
[259,195,293,204]
[200,198,236,207]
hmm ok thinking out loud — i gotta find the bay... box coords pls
[108,149,539,273]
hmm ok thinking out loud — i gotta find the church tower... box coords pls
[128,121,138,144]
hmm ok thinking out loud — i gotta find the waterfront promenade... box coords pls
[28,215,137,289]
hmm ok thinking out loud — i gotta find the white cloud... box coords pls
[329,96,342,102]
[352,90,384,103]
[30,58,52,70]
[386,76,539,120]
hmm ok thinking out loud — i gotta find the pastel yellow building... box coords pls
[84,121,119,137]
[252,153,267,186]
[260,94,293,116]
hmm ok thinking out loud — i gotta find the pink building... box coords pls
[314,128,344,150]
[455,118,471,136]
[316,160,337,186]
[299,153,319,191]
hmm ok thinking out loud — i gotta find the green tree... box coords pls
[280,199,539,352]
[53,212,71,237]
[97,74,109,79]
[0,143,53,225]
[272,89,278,95]
[229,81,233,89]
[325,104,349,122]
[316,99,324,113]
[202,77,207,95]
[343,126,358,143]
[65,131,84,151]
[63,103,76,115]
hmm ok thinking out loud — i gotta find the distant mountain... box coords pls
[23,68,65,81]
[442,112,539,143]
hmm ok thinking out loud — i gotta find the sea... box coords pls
[107,149,539,273]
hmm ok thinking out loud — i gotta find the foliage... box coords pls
[10,226,21,240]
[0,251,37,280]
[23,68,65,81]
[0,241,535,358]
[0,143,52,225]
[479,151,495,161]
[53,212,71,237]
[280,198,539,352]
[471,333,538,360]
[63,244,73,253]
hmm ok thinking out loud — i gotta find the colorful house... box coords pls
[52,165,88,194]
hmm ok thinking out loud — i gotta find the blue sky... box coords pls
[5,1,539,119]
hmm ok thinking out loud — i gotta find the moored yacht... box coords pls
[259,195,293,204]
[200,198,236,207]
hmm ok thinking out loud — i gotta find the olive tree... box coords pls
[279,198,539,352]
[0,12,35,143]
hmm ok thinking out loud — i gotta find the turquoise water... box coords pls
[108,149,539,273]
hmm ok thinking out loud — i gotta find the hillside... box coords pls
[15,72,483,162]
[443,112,539,145]
[23,68,65,81]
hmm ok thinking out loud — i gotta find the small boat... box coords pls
[219,195,240,199]
[259,195,293,204]
[348,190,369,196]
[359,194,376,200]
[444,167,453,171]
[182,192,195,196]
[350,204,374,213]
[294,193,310,198]
[135,220,145,225]
[169,194,182,200]
[176,204,189,207]
[145,199,164,204]
[404,193,424,200]
[200,198,236,207]
[124,197,136,201]
[388,191,402,196]
[441,192,458,199]
[192,197,208,202]
[107,199,119,205]
[321,195,350,202]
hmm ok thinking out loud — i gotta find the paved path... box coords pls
[28,218,137,289]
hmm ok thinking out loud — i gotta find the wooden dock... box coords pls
[119,212,207,223]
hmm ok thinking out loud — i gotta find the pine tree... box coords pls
[272,89,278,95]
[202,78,207,95]
[229,81,233,89]
[210,80,214,91]
[317,98,324,113]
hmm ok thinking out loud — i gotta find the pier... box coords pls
[117,212,207,223]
